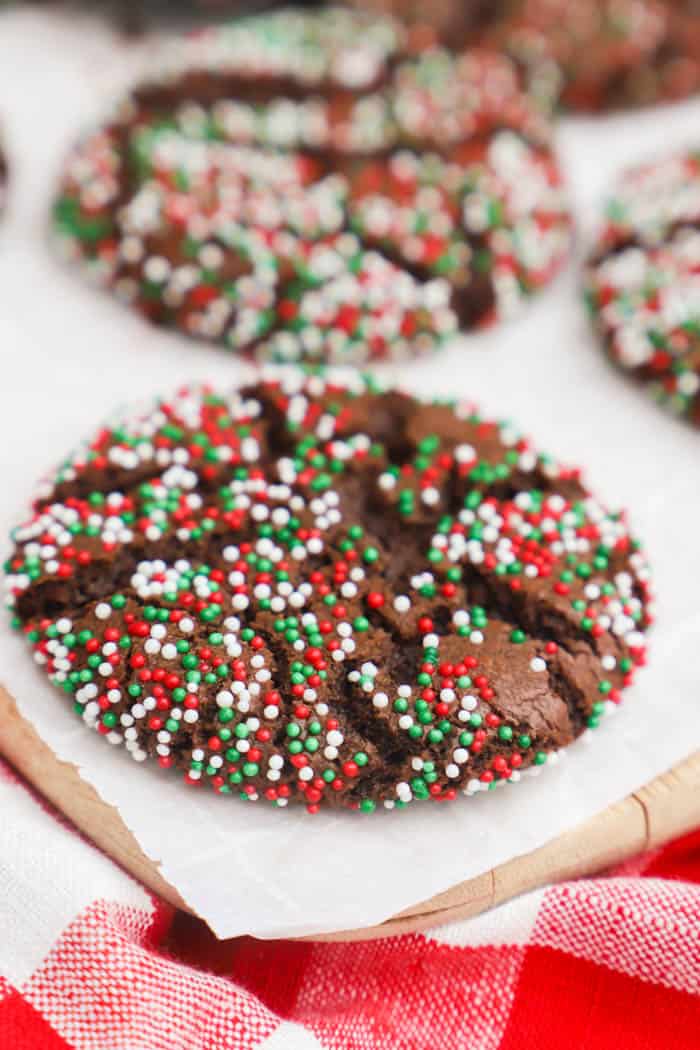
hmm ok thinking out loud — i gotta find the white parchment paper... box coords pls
[0,9,699,939]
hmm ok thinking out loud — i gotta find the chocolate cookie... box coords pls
[52,8,571,364]
[585,150,700,427]
[341,0,493,46]
[4,374,652,814]
[480,0,700,113]
[344,0,700,113]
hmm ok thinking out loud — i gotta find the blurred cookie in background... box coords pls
[0,135,6,217]
[52,7,572,365]
[585,149,700,427]
[6,0,304,33]
[337,0,493,46]
[480,0,700,113]
[654,1,700,107]
[345,0,700,113]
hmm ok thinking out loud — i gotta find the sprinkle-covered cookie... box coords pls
[345,0,700,113]
[342,0,493,47]
[585,150,700,427]
[52,8,571,364]
[4,374,652,814]
[480,0,700,113]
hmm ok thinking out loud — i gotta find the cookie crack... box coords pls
[458,561,596,660]
[544,658,590,736]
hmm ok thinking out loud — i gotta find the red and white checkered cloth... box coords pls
[1,755,699,1050]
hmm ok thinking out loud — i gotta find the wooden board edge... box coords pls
[1,683,699,943]
[0,684,189,913]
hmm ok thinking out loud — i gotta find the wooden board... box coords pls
[1,684,699,943]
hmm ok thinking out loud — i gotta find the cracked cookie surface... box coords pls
[52,7,571,364]
[4,374,652,813]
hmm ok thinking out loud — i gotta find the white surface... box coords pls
[0,772,153,986]
[0,8,699,940]
[424,889,544,948]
